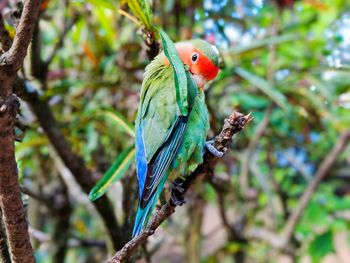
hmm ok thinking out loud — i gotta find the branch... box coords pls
[0,0,41,74]
[0,1,40,262]
[118,7,160,60]
[246,130,350,249]
[29,227,107,249]
[44,14,79,67]
[108,111,253,263]
[20,185,52,206]
[15,78,125,251]
[240,105,273,196]
[281,130,350,243]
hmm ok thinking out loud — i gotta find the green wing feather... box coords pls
[136,54,200,207]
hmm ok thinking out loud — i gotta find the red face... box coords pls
[164,42,219,87]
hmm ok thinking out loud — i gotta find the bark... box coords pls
[0,209,11,263]
[0,0,41,261]
[0,94,35,263]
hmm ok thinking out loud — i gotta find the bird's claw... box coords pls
[205,140,226,158]
[170,180,185,206]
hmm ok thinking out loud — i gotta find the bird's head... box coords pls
[164,39,220,88]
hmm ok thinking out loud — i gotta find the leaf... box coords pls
[89,146,136,201]
[235,67,288,111]
[309,231,334,263]
[158,29,188,116]
[92,108,135,137]
[125,0,153,30]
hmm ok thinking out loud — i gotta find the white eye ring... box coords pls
[191,53,199,63]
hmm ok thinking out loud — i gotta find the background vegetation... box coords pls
[1,0,350,262]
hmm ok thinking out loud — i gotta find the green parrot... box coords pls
[133,39,221,237]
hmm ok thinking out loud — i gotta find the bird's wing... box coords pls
[135,69,197,209]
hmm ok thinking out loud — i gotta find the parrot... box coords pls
[133,39,221,237]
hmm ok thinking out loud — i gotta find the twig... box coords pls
[20,185,51,206]
[44,13,80,67]
[118,9,141,26]
[281,130,350,244]
[246,130,350,249]
[107,111,252,263]
[29,227,107,249]
[240,105,272,196]
[15,78,125,250]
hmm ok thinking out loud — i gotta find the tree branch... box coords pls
[44,13,80,67]
[281,130,350,244]
[20,185,52,206]
[107,111,253,263]
[240,105,272,197]
[0,0,40,75]
[0,1,40,262]
[15,78,125,251]
[246,130,350,249]
[29,227,107,249]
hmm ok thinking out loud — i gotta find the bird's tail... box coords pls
[132,178,166,238]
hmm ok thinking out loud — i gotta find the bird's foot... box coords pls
[205,140,226,158]
[170,179,186,206]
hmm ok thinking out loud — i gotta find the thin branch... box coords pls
[118,9,141,27]
[245,227,285,249]
[15,78,125,251]
[0,0,41,74]
[20,185,51,206]
[119,6,159,60]
[29,227,107,249]
[240,105,272,195]
[44,13,80,67]
[246,130,350,249]
[107,111,253,263]
[281,130,350,243]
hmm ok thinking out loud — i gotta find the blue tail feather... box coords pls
[132,177,167,237]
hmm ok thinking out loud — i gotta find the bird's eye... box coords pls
[191,53,198,63]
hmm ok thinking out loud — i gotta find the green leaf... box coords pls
[235,67,288,111]
[92,108,135,138]
[89,146,136,201]
[126,0,153,30]
[158,29,188,116]
[309,231,334,263]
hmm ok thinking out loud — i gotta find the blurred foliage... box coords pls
[3,0,350,262]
